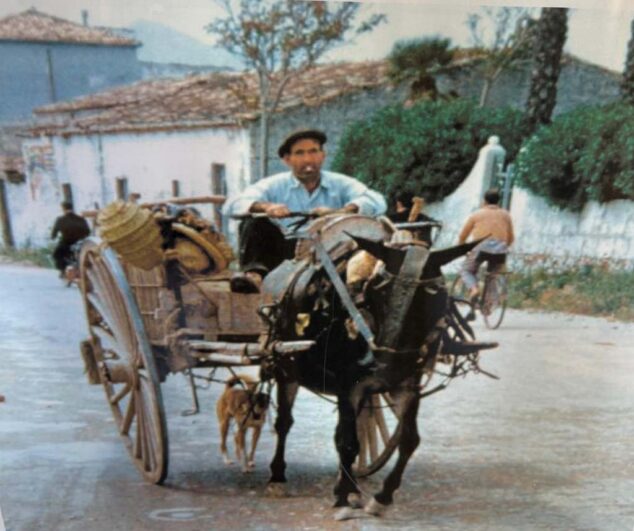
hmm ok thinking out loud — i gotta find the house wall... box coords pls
[0,41,141,123]
[8,127,250,248]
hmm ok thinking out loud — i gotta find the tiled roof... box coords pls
[0,156,24,173]
[30,61,391,136]
[0,127,25,173]
[0,8,139,46]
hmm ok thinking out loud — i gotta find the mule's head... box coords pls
[349,234,482,356]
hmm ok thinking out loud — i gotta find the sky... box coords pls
[1,0,633,72]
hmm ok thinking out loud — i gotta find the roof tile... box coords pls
[0,8,139,46]
[31,61,390,135]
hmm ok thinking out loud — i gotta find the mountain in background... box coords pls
[132,20,244,70]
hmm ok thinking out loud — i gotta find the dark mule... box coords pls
[259,215,480,517]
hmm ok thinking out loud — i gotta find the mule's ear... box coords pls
[427,238,486,269]
[344,232,405,268]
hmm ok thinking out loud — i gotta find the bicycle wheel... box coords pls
[450,275,476,321]
[482,274,507,329]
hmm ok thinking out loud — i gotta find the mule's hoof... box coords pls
[247,460,256,469]
[222,457,234,466]
[348,493,363,509]
[265,482,288,497]
[334,507,366,521]
[364,497,388,516]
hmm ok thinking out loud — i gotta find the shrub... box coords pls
[515,102,634,210]
[331,99,528,203]
[508,265,634,321]
[0,246,53,268]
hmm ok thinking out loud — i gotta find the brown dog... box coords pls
[216,374,270,472]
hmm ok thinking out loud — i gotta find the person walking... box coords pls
[51,201,90,278]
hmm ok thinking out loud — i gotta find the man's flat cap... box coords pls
[278,129,327,158]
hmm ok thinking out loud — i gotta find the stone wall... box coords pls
[435,55,621,114]
[248,55,620,183]
[249,83,409,181]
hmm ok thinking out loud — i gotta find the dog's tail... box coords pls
[225,374,256,389]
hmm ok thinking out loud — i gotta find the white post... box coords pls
[480,135,506,199]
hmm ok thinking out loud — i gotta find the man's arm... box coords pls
[506,214,515,246]
[51,218,60,240]
[340,177,387,216]
[458,216,475,244]
[222,177,276,217]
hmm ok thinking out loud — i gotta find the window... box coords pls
[172,179,180,197]
[61,183,73,205]
[211,163,227,196]
[115,177,128,200]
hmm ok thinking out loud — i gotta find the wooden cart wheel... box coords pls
[354,392,401,477]
[79,238,169,484]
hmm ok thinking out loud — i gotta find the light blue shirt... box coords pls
[224,171,387,225]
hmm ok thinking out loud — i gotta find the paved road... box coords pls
[0,263,633,530]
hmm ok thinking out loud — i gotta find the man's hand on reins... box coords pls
[250,202,291,218]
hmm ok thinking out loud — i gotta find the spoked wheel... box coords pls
[79,238,169,484]
[482,274,508,330]
[354,392,401,477]
[450,275,475,322]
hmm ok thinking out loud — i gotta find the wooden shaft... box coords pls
[407,196,425,222]
[81,195,227,218]
[187,340,315,358]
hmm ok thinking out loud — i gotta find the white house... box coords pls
[8,61,393,248]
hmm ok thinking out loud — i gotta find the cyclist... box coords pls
[51,201,90,279]
[457,188,514,315]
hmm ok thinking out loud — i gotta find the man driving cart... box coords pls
[223,128,387,293]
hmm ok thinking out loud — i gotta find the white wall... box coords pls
[510,189,634,269]
[425,138,634,271]
[11,126,251,248]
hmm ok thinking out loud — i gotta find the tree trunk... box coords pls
[258,110,270,181]
[622,19,634,105]
[479,78,493,108]
[525,7,569,131]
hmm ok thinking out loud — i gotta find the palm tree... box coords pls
[386,37,455,102]
[525,7,569,131]
[622,19,634,105]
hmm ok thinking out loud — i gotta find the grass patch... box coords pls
[508,266,634,321]
[0,246,54,268]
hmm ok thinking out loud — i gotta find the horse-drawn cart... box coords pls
[77,197,453,485]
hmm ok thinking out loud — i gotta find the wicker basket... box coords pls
[97,201,164,270]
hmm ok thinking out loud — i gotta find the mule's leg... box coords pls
[366,392,420,515]
[333,393,362,508]
[269,381,299,486]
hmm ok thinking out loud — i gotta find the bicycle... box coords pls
[450,269,509,330]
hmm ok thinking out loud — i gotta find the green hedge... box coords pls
[515,102,634,211]
[331,99,528,203]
